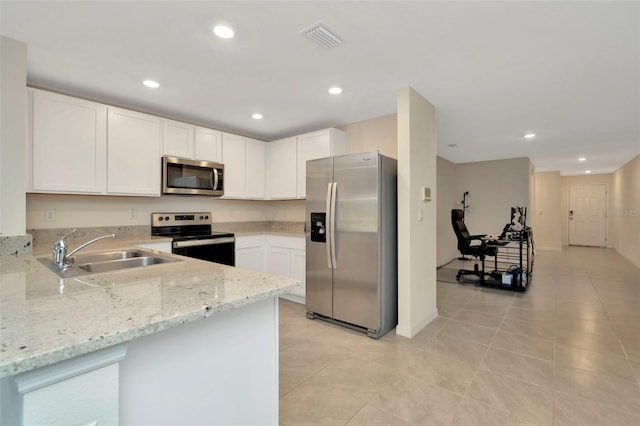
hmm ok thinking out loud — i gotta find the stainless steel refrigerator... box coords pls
[306,151,397,338]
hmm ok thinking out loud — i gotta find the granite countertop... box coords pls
[0,244,300,379]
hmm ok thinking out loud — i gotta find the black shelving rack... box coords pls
[481,229,534,291]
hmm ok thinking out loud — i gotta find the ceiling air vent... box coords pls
[302,22,343,48]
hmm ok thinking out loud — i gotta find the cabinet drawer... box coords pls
[235,234,264,249]
[265,235,305,250]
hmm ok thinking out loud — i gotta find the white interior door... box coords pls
[569,184,607,247]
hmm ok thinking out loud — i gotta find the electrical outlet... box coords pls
[130,208,138,219]
[45,209,56,222]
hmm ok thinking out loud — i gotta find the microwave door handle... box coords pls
[213,168,219,191]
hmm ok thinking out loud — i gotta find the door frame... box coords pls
[567,183,608,247]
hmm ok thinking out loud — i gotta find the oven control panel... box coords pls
[151,212,211,227]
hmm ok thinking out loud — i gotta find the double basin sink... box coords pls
[39,249,182,278]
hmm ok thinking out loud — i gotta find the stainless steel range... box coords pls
[151,212,235,266]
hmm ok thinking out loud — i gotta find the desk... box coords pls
[481,230,534,291]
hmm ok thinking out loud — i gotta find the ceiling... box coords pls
[1,1,638,175]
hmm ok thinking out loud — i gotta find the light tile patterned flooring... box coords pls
[278,246,640,425]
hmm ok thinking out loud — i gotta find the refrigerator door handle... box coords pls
[330,182,338,269]
[325,182,333,268]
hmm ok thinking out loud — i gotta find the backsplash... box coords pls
[28,225,151,245]
[28,221,305,247]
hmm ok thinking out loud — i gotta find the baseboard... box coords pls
[395,309,438,338]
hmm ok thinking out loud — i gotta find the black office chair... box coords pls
[451,209,498,281]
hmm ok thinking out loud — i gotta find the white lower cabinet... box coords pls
[235,235,264,272]
[234,234,306,304]
[2,344,127,426]
[265,235,305,304]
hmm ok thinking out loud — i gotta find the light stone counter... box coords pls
[0,247,300,379]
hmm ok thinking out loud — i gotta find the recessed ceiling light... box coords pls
[585,170,592,174]
[524,133,536,139]
[213,25,234,39]
[328,87,342,95]
[251,113,263,120]
[143,80,160,89]
[578,157,586,162]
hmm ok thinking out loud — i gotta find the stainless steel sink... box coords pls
[38,249,182,278]
[69,250,149,265]
[77,256,176,273]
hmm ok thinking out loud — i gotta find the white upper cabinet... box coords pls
[222,134,266,199]
[107,107,161,196]
[296,128,346,198]
[267,137,297,199]
[30,89,107,194]
[194,127,222,163]
[28,89,344,202]
[245,138,266,199]
[221,132,246,199]
[162,119,194,159]
[162,120,222,163]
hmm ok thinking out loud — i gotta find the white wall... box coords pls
[611,155,640,267]
[396,87,437,338]
[436,156,459,266]
[337,114,397,159]
[534,171,562,251]
[455,157,531,236]
[0,36,27,236]
[529,159,536,230]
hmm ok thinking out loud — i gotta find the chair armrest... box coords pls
[467,234,486,241]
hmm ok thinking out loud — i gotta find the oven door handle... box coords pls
[173,237,235,248]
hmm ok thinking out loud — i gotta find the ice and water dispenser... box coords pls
[310,213,326,243]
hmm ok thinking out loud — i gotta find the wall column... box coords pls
[0,36,31,254]
[396,86,437,337]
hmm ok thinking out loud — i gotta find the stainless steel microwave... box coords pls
[162,156,224,197]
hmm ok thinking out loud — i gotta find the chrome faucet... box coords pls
[52,229,116,270]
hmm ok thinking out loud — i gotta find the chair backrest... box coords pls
[451,209,472,252]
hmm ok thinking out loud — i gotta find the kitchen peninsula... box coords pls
[0,237,299,425]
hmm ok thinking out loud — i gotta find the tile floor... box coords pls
[278,246,640,425]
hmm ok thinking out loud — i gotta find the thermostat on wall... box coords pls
[422,187,431,201]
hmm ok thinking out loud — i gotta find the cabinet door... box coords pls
[195,127,222,162]
[221,133,245,198]
[268,137,297,199]
[107,108,161,196]
[162,119,194,159]
[235,235,264,271]
[290,249,306,298]
[245,138,265,199]
[31,90,107,193]
[297,129,338,198]
[236,247,263,272]
[266,246,292,277]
